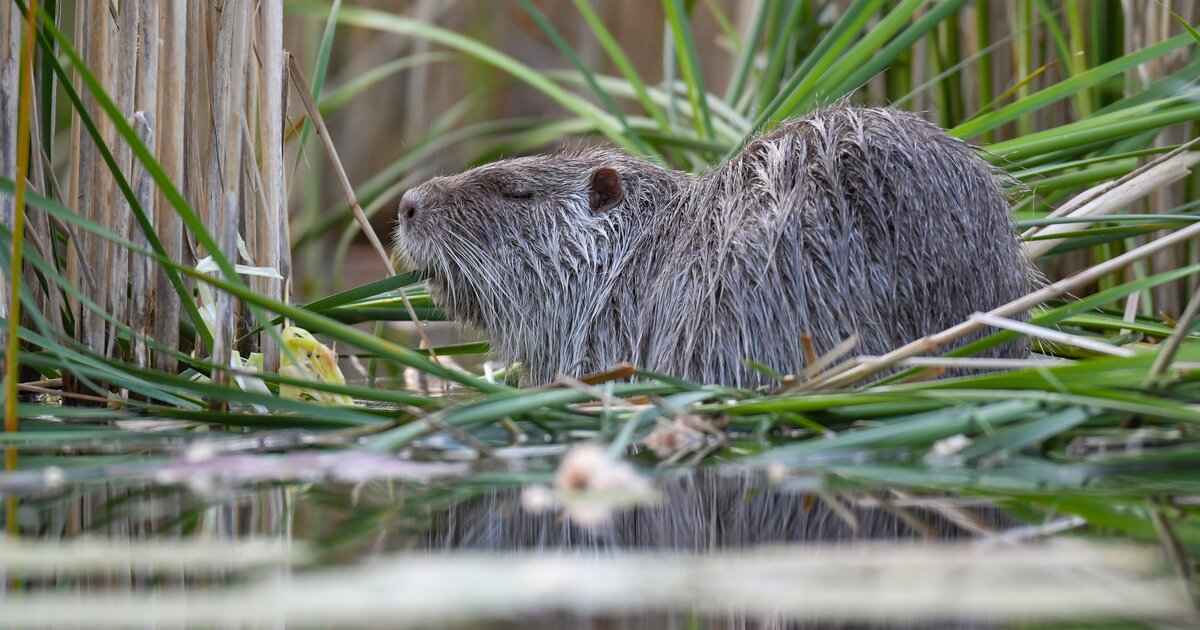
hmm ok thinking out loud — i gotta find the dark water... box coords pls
[1,423,1191,628]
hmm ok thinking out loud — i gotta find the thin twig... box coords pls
[866,490,938,537]
[555,374,640,410]
[970,312,1135,357]
[285,54,437,360]
[889,488,997,536]
[1147,497,1198,610]
[419,411,499,460]
[18,384,112,405]
[854,355,1071,370]
[814,490,860,535]
[1145,278,1200,384]
[980,516,1088,546]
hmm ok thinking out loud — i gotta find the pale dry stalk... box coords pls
[153,0,187,373]
[257,0,286,372]
[0,0,21,358]
[206,0,251,392]
[286,54,437,358]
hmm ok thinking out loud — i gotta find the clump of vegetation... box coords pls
[1,0,1199,623]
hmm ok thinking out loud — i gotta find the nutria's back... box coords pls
[395,106,1034,387]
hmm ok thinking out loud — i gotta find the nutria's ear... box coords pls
[588,167,624,213]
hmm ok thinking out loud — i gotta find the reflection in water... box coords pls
[428,468,1004,551]
[4,465,1188,628]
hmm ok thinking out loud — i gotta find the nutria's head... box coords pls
[393,147,682,369]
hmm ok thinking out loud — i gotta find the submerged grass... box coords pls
[0,0,1199,619]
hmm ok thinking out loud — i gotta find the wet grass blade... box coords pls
[723,0,769,105]
[755,0,885,129]
[518,0,657,159]
[286,1,644,156]
[952,33,1193,139]
[568,0,671,134]
[662,0,715,141]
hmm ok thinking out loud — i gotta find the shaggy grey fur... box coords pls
[395,106,1034,387]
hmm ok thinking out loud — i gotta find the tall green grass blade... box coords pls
[808,0,939,109]
[752,0,808,118]
[569,0,671,134]
[953,33,1193,139]
[366,382,680,451]
[293,0,341,160]
[755,0,886,128]
[985,102,1200,160]
[662,0,715,142]
[318,52,453,114]
[239,272,428,341]
[286,1,643,156]
[759,399,1043,458]
[723,0,769,105]
[518,0,657,159]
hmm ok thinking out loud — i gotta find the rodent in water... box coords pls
[395,105,1035,388]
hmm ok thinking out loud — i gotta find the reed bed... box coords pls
[0,0,1199,621]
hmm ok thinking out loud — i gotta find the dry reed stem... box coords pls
[1025,150,1200,258]
[207,0,251,394]
[1024,139,1200,238]
[257,0,286,372]
[5,0,36,543]
[21,85,51,341]
[183,0,206,308]
[1145,278,1200,383]
[969,312,1136,357]
[0,0,21,364]
[285,54,438,359]
[128,0,159,370]
[76,1,112,361]
[64,3,86,349]
[823,170,1200,388]
[24,137,68,338]
[854,356,1070,370]
[107,0,139,360]
[153,0,187,373]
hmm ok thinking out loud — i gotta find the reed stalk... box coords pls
[0,0,20,366]
[4,0,36,542]
[81,0,113,361]
[108,1,137,361]
[129,0,159,370]
[153,0,187,374]
[257,0,287,373]
[206,0,251,394]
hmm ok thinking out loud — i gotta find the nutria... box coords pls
[394,105,1035,387]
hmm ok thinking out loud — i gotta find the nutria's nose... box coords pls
[399,190,420,222]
